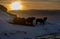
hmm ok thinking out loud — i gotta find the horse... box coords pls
[43,17,47,24]
[11,17,26,25]
[36,17,47,24]
[9,17,36,26]
[19,18,26,25]
[25,17,35,26]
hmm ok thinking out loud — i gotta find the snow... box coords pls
[0,10,60,39]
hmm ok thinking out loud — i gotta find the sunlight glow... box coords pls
[10,1,22,10]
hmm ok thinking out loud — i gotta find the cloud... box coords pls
[21,0,60,2]
[0,0,60,4]
[0,0,60,10]
[0,0,60,2]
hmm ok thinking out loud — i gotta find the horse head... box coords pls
[43,17,47,21]
[31,17,35,20]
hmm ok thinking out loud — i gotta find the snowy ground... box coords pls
[0,10,60,39]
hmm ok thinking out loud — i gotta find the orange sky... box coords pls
[0,0,60,10]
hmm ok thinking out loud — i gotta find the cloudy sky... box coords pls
[0,0,60,10]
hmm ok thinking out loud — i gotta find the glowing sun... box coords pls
[10,1,22,10]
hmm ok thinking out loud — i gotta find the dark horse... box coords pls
[36,17,47,24]
[25,17,35,26]
[11,17,26,25]
[9,17,35,26]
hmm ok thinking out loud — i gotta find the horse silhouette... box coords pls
[19,18,26,25]
[10,17,47,26]
[12,17,35,26]
[36,17,47,24]
[12,17,20,24]
[25,17,35,26]
[12,17,26,25]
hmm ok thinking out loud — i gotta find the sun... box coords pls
[10,1,22,10]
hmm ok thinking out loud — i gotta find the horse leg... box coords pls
[42,21,45,25]
[36,21,37,24]
[31,22,33,26]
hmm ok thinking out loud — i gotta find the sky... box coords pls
[0,0,60,10]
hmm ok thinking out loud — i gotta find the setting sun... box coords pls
[10,1,22,10]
